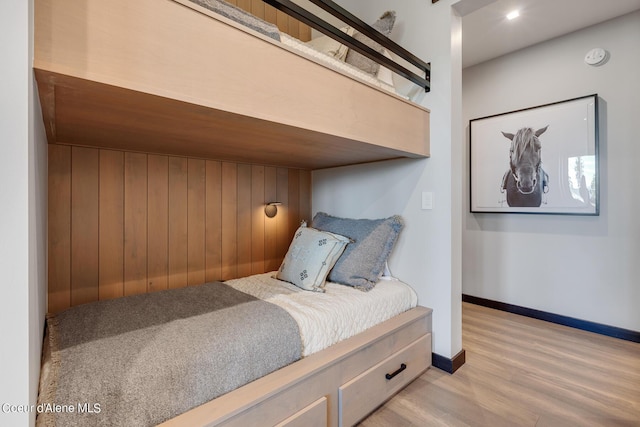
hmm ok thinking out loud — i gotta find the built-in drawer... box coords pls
[274,396,327,427]
[338,334,431,427]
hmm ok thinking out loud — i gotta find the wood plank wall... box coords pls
[48,144,312,314]
[229,0,311,41]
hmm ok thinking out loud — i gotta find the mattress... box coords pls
[279,34,398,96]
[37,273,417,425]
[225,272,418,356]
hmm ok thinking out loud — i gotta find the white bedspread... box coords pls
[225,273,418,357]
[279,34,397,95]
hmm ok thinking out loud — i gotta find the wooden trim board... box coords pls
[463,294,640,343]
[432,349,466,374]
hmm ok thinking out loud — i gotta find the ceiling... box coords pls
[460,0,640,68]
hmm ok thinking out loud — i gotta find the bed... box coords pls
[34,0,431,169]
[36,1,434,424]
[39,215,433,426]
[38,273,431,426]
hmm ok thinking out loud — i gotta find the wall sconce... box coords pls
[264,202,282,218]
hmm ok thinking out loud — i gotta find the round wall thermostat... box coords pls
[584,48,609,66]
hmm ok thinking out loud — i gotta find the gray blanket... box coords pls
[38,281,301,426]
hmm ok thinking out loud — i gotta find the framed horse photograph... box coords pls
[470,94,599,215]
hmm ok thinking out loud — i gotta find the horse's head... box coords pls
[502,126,548,195]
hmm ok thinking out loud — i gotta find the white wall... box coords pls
[0,0,48,425]
[463,11,640,332]
[313,0,463,358]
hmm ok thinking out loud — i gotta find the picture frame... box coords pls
[470,94,599,215]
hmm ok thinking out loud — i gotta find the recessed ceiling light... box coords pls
[506,10,520,20]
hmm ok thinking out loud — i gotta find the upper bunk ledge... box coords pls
[34,0,430,169]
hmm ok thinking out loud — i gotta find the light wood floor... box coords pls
[359,302,640,426]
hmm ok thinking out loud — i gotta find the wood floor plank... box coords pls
[70,146,99,306]
[204,160,222,282]
[147,154,169,292]
[168,157,188,289]
[250,165,265,275]
[98,149,124,300]
[221,162,237,280]
[359,302,640,427]
[187,158,206,286]
[48,144,72,313]
[123,152,148,296]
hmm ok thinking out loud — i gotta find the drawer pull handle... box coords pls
[385,363,407,380]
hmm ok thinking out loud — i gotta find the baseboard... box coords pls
[463,294,640,343]
[432,349,466,374]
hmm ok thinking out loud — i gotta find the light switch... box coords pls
[421,192,433,210]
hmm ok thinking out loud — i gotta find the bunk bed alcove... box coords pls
[35,0,432,425]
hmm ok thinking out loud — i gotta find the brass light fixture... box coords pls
[265,202,282,218]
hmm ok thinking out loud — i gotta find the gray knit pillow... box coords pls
[345,11,396,75]
[312,212,403,291]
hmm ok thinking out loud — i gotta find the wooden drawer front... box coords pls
[338,334,431,427]
[275,396,327,427]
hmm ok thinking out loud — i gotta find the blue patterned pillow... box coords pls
[276,226,351,292]
[312,212,403,291]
